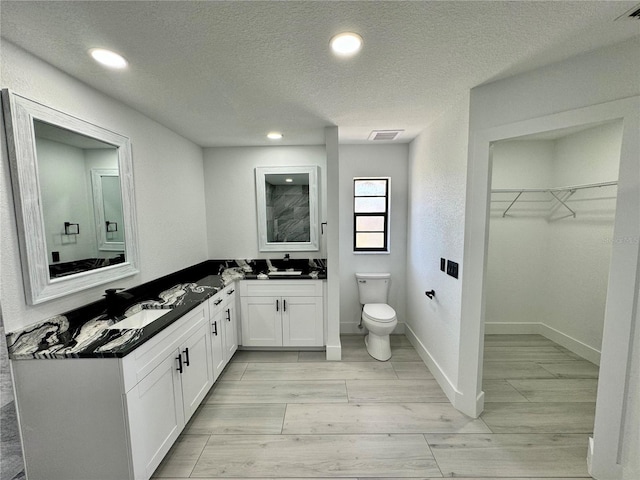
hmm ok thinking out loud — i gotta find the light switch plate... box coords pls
[447,260,459,279]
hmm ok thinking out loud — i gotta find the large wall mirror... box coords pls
[255,165,319,252]
[2,89,139,304]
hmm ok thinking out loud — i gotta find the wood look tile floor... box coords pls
[152,334,596,479]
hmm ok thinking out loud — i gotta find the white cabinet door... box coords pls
[282,296,324,347]
[238,280,324,348]
[126,353,184,480]
[240,296,282,346]
[179,321,213,422]
[223,290,238,360]
[210,303,226,379]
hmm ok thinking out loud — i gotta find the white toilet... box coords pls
[355,273,397,361]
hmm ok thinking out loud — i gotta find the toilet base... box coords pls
[365,333,392,361]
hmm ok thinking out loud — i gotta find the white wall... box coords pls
[622,272,640,480]
[465,37,640,478]
[1,41,208,332]
[36,138,98,262]
[486,121,622,363]
[202,145,327,259]
[406,93,470,389]
[338,145,408,334]
[487,140,554,326]
[546,122,621,356]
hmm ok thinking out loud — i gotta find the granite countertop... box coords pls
[6,258,327,360]
[6,275,226,360]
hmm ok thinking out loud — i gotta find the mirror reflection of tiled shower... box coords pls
[265,181,310,243]
[1,309,25,480]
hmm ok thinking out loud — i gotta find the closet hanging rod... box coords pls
[491,180,617,194]
[492,180,618,218]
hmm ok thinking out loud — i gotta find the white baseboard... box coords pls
[340,322,366,334]
[340,322,406,335]
[325,344,342,361]
[587,436,594,476]
[484,322,540,335]
[404,324,459,406]
[485,322,601,365]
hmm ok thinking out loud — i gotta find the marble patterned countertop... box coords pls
[7,276,224,360]
[6,259,326,360]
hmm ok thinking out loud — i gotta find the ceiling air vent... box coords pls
[368,130,404,141]
[615,3,640,20]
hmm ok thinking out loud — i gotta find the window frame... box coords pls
[353,177,390,253]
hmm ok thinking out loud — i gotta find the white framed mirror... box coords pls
[2,89,139,304]
[255,165,319,252]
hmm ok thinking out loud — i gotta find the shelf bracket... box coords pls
[502,191,523,217]
[549,190,576,218]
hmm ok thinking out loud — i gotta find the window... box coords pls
[353,177,390,252]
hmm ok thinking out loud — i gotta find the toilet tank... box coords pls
[355,273,391,304]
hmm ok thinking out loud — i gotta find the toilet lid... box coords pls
[363,303,396,322]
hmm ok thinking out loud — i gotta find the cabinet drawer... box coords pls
[240,280,322,297]
[208,291,225,314]
[121,304,207,393]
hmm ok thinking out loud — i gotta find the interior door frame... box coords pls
[458,96,640,479]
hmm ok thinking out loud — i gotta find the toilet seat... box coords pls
[363,303,396,323]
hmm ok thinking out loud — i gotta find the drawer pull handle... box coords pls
[214,298,223,306]
[227,288,235,295]
[226,308,231,321]
[276,299,279,312]
[283,299,286,312]
[176,354,183,374]
[212,321,218,336]
[183,347,190,367]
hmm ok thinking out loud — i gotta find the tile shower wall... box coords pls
[266,184,310,243]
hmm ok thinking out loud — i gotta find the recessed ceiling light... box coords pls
[330,32,363,57]
[285,178,293,183]
[267,132,283,140]
[89,48,128,69]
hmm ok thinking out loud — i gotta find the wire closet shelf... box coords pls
[491,180,618,218]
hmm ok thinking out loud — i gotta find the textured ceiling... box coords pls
[1,1,638,146]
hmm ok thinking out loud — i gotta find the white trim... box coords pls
[340,322,406,335]
[255,165,320,252]
[460,96,640,479]
[405,323,460,406]
[485,322,601,365]
[91,168,125,252]
[484,322,540,335]
[1,89,140,305]
[325,343,342,361]
[325,126,342,362]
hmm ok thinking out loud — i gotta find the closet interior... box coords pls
[485,119,623,364]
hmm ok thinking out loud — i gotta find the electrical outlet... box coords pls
[446,260,459,279]
[440,258,446,272]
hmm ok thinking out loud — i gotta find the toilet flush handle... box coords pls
[425,290,435,299]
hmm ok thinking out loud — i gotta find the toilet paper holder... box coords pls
[425,290,435,299]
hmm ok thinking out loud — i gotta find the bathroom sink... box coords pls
[268,271,303,276]
[107,309,171,330]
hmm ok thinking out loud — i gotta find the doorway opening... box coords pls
[459,96,640,478]
[480,120,622,445]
